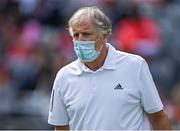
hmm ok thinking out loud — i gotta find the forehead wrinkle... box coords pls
[72,28,93,34]
[71,23,95,34]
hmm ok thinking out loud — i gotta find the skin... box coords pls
[147,110,171,130]
[55,16,171,130]
[55,125,69,130]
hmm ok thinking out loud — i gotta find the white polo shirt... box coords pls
[48,43,163,130]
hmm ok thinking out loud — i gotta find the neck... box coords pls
[84,44,108,71]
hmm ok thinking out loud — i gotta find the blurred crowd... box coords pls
[0,0,180,129]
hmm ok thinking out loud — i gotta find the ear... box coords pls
[102,34,108,42]
[102,34,108,39]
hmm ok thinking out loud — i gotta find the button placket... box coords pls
[88,73,93,95]
[92,72,97,95]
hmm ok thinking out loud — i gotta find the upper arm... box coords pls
[147,110,171,130]
[139,60,163,113]
[48,74,69,126]
[55,125,70,130]
[147,110,166,121]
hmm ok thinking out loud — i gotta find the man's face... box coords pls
[70,20,98,41]
[70,19,106,51]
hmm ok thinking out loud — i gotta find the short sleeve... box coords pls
[139,60,163,114]
[48,74,69,125]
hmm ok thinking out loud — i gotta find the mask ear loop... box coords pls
[94,35,101,43]
[95,35,104,52]
[97,43,104,52]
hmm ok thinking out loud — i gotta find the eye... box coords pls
[73,33,79,38]
[83,32,91,36]
[82,32,92,38]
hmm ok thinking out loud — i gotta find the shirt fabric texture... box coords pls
[48,43,163,130]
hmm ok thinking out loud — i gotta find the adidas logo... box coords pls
[114,83,123,90]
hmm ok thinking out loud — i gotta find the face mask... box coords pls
[73,38,103,62]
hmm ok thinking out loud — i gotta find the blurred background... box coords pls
[0,0,180,129]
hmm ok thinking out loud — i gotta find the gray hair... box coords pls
[68,6,112,36]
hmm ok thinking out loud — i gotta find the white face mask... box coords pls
[73,37,103,62]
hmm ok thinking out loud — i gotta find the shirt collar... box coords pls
[102,43,117,70]
[76,43,118,74]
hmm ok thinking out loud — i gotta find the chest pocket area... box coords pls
[63,81,92,119]
[97,83,141,108]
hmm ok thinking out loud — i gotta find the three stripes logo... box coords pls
[114,83,123,90]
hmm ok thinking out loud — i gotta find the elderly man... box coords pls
[48,6,171,130]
